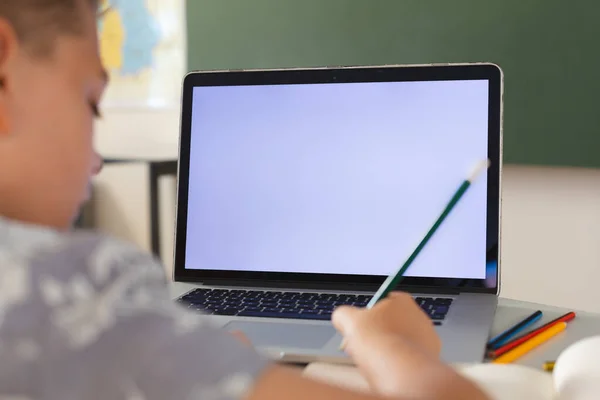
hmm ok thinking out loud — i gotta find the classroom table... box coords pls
[170,282,600,368]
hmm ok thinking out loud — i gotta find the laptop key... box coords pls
[262,307,282,313]
[263,292,281,299]
[302,312,330,320]
[181,295,202,302]
[236,309,330,321]
[189,289,210,296]
[214,308,238,316]
[238,311,297,319]
[434,306,449,315]
[278,301,295,307]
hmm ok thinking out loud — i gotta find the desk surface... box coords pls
[170,283,600,368]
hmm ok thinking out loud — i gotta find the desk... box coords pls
[491,298,600,367]
[170,282,600,368]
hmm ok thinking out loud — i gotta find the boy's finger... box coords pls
[230,330,252,346]
[332,305,363,336]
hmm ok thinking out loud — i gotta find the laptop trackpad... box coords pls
[225,321,335,349]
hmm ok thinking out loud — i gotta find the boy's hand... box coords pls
[231,330,252,346]
[331,293,489,400]
[333,292,441,358]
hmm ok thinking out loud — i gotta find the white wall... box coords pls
[94,108,180,160]
[501,165,600,312]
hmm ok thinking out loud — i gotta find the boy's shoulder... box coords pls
[0,216,168,318]
[0,216,170,350]
[0,216,162,274]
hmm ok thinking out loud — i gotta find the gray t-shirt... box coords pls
[0,217,271,399]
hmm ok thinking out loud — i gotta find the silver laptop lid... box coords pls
[175,64,502,295]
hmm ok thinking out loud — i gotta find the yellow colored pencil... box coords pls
[492,322,567,364]
[543,361,556,372]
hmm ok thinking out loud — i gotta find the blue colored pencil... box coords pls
[487,310,543,350]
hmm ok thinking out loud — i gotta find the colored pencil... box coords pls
[487,310,543,349]
[543,361,556,372]
[340,159,490,350]
[488,312,576,358]
[492,322,567,364]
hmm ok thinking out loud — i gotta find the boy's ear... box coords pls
[0,18,18,136]
[0,87,7,136]
[0,74,9,135]
[0,59,8,136]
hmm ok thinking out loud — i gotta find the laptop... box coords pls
[174,63,503,364]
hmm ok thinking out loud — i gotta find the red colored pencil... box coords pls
[488,312,576,359]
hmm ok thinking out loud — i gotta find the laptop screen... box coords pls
[184,79,489,280]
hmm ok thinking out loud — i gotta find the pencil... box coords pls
[487,310,543,350]
[543,361,556,372]
[488,312,576,358]
[339,159,490,350]
[365,159,491,309]
[492,322,567,364]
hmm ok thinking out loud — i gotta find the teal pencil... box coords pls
[365,159,491,309]
[339,159,490,351]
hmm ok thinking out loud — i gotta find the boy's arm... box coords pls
[334,332,490,400]
[247,362,490,400]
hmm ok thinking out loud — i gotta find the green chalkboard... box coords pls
[187,0,600,168]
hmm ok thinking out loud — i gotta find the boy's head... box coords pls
[0,0,106,230]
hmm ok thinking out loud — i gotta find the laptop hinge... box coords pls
[399,286,462,295]
[195,278,382,292]
[184,278,463,295]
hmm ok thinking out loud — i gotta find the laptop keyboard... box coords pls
[177,288,452,325]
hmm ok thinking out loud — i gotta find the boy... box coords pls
[0,1,489,399]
